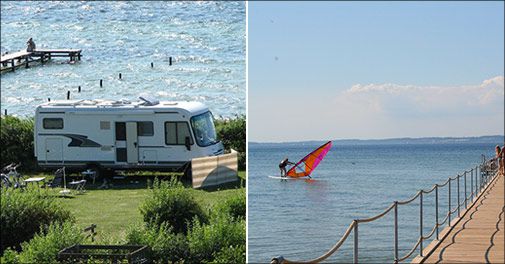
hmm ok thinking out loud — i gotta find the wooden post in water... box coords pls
[151,62,154,68]
[48,98,51,102]
[100,79,103,87]
[78,86,81,93]
[169,57,172,65]
[67,91,70,100]
[119,73,122,79]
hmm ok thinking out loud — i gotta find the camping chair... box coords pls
[69,179,86,193]
[46,168,64,188]
[1,174,12,188]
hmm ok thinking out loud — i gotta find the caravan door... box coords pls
[115,122,138,164]
[45,138,63,162]
[126,122,138,164]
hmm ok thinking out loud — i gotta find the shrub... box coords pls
[140,178,207,234]
[187,213,245,263]
[5,221,85,264]
[0,248,20,264]
[126,222,189,263]
[211,245,246,264]
[215,116,246,170]
[0,188,74,254]
[0,116,36,171]
[215,189,245,220]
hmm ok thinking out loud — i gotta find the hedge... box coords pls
[0,188,74,254]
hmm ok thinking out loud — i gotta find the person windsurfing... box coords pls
[279,158,294,177]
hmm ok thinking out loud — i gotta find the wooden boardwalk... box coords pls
[1,49,81,72]
[415,172,504,263]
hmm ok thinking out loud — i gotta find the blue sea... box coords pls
[248,142,500,263]
[1,1,245,118]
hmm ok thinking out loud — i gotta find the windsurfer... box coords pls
[279,158,294,177]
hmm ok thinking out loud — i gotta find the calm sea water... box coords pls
[1,1,245,117]
[248,142,499,263]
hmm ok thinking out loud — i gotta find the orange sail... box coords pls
[286,141,332,178]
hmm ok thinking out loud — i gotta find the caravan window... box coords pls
[43,118,63,129]
[138,122,154,136]
[165,122,193,145]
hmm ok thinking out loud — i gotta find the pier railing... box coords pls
[271,156,500,264]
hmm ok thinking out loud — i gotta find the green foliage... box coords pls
[214,188,245,220]
[215,116,246,170]
[0,248,20,264]
[140,178,207,234]
[210,245,246,264]
[0,116,36,171]
[15,221,84,264]
[187,213,245,263]
[126,222,189,263]
[0,188,74,254]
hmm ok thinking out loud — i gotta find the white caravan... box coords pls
[34,98,224,174]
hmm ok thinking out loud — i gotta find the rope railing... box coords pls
[272,156,501,264]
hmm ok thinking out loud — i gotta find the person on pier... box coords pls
[26,38,36,52]
[495,145,503,176]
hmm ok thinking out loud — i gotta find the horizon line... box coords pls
[250,134,505,144]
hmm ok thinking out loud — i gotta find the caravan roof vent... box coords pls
[139,97,160,106]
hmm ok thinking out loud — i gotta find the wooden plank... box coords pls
[35,48,82,53]
[1,50,32,63]
[415,173,504,263]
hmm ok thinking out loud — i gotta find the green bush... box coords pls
[210,244,246,264]
[215,189,245,220]
[0,116,36,171]
[0,248,20,264]
[215,116,246,170]
[126,222,189,263]
[140,178,207,234]
[14,221,84,264]
[0,188,74,254]
[187,213,245,263]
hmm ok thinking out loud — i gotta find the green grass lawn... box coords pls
[23,170,245,242]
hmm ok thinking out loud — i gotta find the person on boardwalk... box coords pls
[26,38,36,52]
[496,145,504,176]
[279,158,294,177]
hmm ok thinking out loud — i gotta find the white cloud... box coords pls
[250,77,504,142]
[338,76,504,117]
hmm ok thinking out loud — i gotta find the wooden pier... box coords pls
[414,171,504,263]
[1,49,82,72]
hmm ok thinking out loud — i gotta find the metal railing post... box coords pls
[457,175,460,217]
[435,185,439,240]
[464,171,467,208]
[475,166,479,195]
[354,221,358,264]
[470,169,473,201]
[394,201,398,263]
[448,179,452,226]
[419,191,423,256]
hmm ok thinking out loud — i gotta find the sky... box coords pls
[248,1,504,142]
